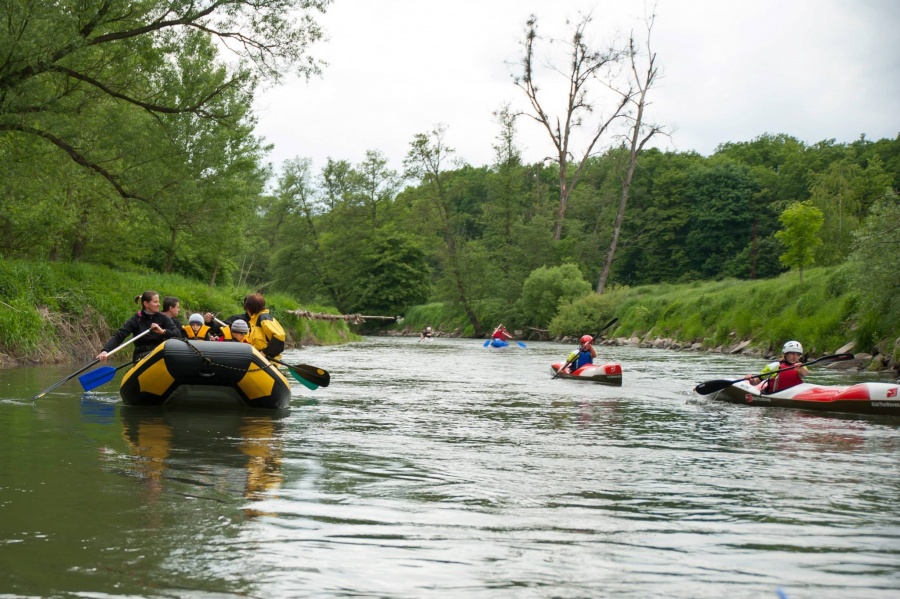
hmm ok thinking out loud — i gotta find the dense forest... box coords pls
[2,2,898,350]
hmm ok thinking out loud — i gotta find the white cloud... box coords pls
[253,0,900,176]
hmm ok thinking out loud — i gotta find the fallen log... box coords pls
[284,309,400,326]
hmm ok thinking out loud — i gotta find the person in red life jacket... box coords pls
[565,334,597,372]
[183,313,213,340]
[491,324,513,341]
[746,340,809,392]
[96,290,180,362]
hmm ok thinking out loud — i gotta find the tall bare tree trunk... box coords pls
[596,17,663,294]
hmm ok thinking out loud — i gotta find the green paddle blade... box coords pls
[285,368,319,390]
[271,359,329,389]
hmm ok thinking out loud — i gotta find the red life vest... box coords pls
[766,361,803,392]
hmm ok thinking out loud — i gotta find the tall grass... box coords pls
[0,259,358,363]
[398,267,884,357]
[551,267,861,355]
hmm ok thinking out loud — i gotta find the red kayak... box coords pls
[713,380,900,416]
[550,362,623,386]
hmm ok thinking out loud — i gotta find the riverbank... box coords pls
[0,260,356,365]
[397,267,900,375]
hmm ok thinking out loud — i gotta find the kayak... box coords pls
[119,339,292,409]
[487,338,509,348]
[550,362,623,386]
[712,380,900,416]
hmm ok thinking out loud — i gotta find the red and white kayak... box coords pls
[714,380,900,416]
[550,362,623,386]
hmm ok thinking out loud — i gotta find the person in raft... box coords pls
[96,290,181,362]
[162,296,183,333]
[183,313,213,340]
[491,324,513,341]
[226,319,251,343]
[565,335,597,373]
[207,293,285,359]
[745,340,809,392]
[420,326,433,340]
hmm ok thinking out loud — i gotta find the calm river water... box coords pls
[0,337,898,598]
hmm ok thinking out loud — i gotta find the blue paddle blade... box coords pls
[517,341,527,348]
[483,339,490,347]
[78,366,118,391]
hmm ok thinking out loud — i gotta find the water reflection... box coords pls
[115,407,287,518]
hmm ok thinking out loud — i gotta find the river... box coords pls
[1,337,898,598]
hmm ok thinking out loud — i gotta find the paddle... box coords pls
[693,352,856,395]
[210,316,330,390]
[270,358,330,389]
[32,329,152,400]
[79,362,133,392]
[484,325,526,348]
[552,317,619,379]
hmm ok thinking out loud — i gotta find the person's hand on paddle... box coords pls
[96,324,163,360]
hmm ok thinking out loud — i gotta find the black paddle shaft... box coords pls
[693,353,855,395]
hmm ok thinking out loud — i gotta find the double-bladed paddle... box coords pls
[33,329,152,400]
[552,317,619,379]
[693,352,856,395]
[483,325,527,348]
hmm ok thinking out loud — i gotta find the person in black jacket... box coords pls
[162,296,184,334]
[96,290,181,362]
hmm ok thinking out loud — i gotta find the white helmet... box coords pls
[782,340,803,355]
[426,326,432,331]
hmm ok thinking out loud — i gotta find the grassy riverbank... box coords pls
[401,267,900,368]
[0,259,356,365]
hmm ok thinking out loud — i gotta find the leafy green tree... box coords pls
[404,125,485,335]
[348,231,431,316]
[684,159,757,279]
[0,0,328,203]
[809,155,893,264]
[775,201,824,283]
[519,264,592,328]
[848,193,900,344]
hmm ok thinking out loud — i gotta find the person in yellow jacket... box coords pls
[220,293,285,360]
[183,313,213,340]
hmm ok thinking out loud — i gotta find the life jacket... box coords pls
[764,361,803,392]
[247,310,285,359]
[575,348,594,369]
[182,324,211,340]
[565,348,594,371]
[492,327,512,340]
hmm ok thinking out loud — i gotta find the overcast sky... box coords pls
[252,0,900,177]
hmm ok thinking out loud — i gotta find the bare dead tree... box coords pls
[596,10,665,294]
[512,12,631,240]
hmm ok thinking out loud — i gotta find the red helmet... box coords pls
[580,335,593,344]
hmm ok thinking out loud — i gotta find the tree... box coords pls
[512,12,630,241]
[404,125,484,335]
[519,264,592,328]
[0,0,328,203]
[596,9,664,293]
[775,201,824,283]
[353,150,401,228]
[849,193,900,343]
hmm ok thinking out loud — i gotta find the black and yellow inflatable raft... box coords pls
[120,339,292,409]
